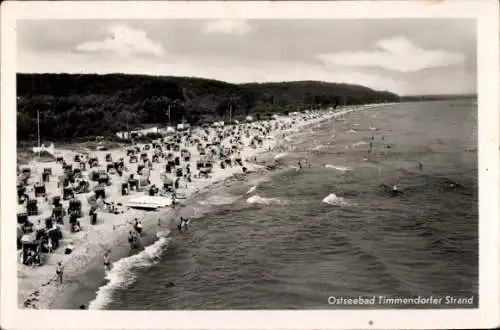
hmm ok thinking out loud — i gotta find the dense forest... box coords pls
[400,94,477,102]
[17,73,400,141]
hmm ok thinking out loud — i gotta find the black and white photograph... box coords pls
[1,1,499,329]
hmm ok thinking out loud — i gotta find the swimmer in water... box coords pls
[177,217,189,231]
[391,185,400,197]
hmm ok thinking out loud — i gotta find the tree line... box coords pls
[17,73,400,141]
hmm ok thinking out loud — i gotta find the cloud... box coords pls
[316,36,466,73]
[75,24,166,57]
[202,20,253,35]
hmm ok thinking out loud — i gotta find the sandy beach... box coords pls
[17,105,379,310]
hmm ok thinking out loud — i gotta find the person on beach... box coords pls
[419,162,423,170]
[128,231,134,245]
[56,262,64,284]
[391,185,401,197]
[104,252,111,271]
[65,241,74,255]
[133,219,143,235]
[47,238,53,254]
[297,160,302,169]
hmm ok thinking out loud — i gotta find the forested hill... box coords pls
[401,94,477,102]
[17,73,400,140]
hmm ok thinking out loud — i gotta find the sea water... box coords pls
[90,99,478,310]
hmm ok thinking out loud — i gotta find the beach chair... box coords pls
[94,186,106,200]
[22,240,43,266]
[107,163,115,173]
[89,157,99,168]
[105,153,112,163]
[22,219,34,234]
[75,180,90,194]
[73,168,82,178]
[89,170,99,181]
[143,144,150,151]
[129,155,138,163]
[43,167,52,176]
[52,195,61,206]
[98,172,110,185]
[34,182,46,197]
[56,156,64,163]
[137,164,145,175]
[126,149,135,156]
[65,171,76,185]
[176,168,183,178]
[74,154,81,163]
[149,185,159,196]
[79,162,86,171]
[17,212,28,224]
[68,199,82,218]
[175,157,180,166]
[27,199,38,216]
[69,213,81,233]
[63,187,74,200]
[63,164,73,176]
[128,178,139,191]
[52,205,65,224]
[42,171,50,182]
[121,182,129,196]
[44,217,53,231]
[17,186,27,204]
[152,155,159,163]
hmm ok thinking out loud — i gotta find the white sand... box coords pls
[17,105,384,309]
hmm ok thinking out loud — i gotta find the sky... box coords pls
[17,19,477,96]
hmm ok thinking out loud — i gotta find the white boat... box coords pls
[126,196,172,209]
[126,203,159,210]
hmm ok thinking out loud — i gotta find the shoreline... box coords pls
[17,104,385,310]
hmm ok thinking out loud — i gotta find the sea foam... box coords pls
[246,195,286,205]
[274,153,288,160]
[324,164,352,172]
[322,193,352,206]
[88,234,171,310]
[351,141,369,147]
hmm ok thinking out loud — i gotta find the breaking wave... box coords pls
[246,195,286,205]
[324,164,352,172]
[246,186,257,194]
[351,141,369,147]
[87,234,171,310]
[322,193,353,206]
[274,153,288,160]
